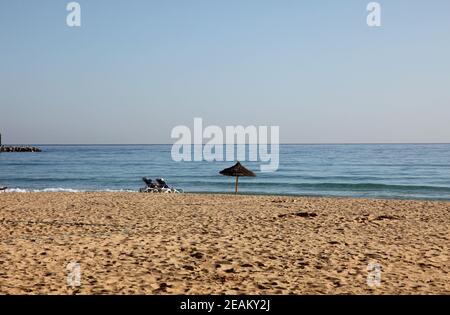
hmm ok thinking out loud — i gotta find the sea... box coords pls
[1,144,450,201]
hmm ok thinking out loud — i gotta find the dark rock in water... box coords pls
[0,146,42,153]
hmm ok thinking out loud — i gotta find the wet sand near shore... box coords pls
[0,192,449,294]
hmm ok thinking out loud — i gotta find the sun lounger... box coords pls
[139,177,183,193]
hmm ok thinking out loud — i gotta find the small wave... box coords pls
[168,180,450,192]
[2,188,135,193]
[3,188,84,193]
[213,181,450,192]
[296,182,450,192]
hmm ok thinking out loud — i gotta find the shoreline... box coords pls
[1,192,449,294]
[2,189,450,202]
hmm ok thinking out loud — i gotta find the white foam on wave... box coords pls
[1,188,136,193]
[42,188,84,193]
[2,188,29,193]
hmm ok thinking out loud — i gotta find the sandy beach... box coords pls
[0,192,449,294]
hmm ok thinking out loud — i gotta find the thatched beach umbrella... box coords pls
[219,161,256,194]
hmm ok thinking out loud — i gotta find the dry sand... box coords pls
[0,192,449,294]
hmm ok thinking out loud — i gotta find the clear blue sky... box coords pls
[1,0,449,144]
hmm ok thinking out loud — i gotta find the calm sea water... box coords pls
[1,144,450,200]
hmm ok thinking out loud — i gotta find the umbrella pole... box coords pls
[235,176,239,194]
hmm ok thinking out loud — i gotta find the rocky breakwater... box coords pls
[0,146,42,152]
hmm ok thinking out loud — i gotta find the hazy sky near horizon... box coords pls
[1,0,450,144]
